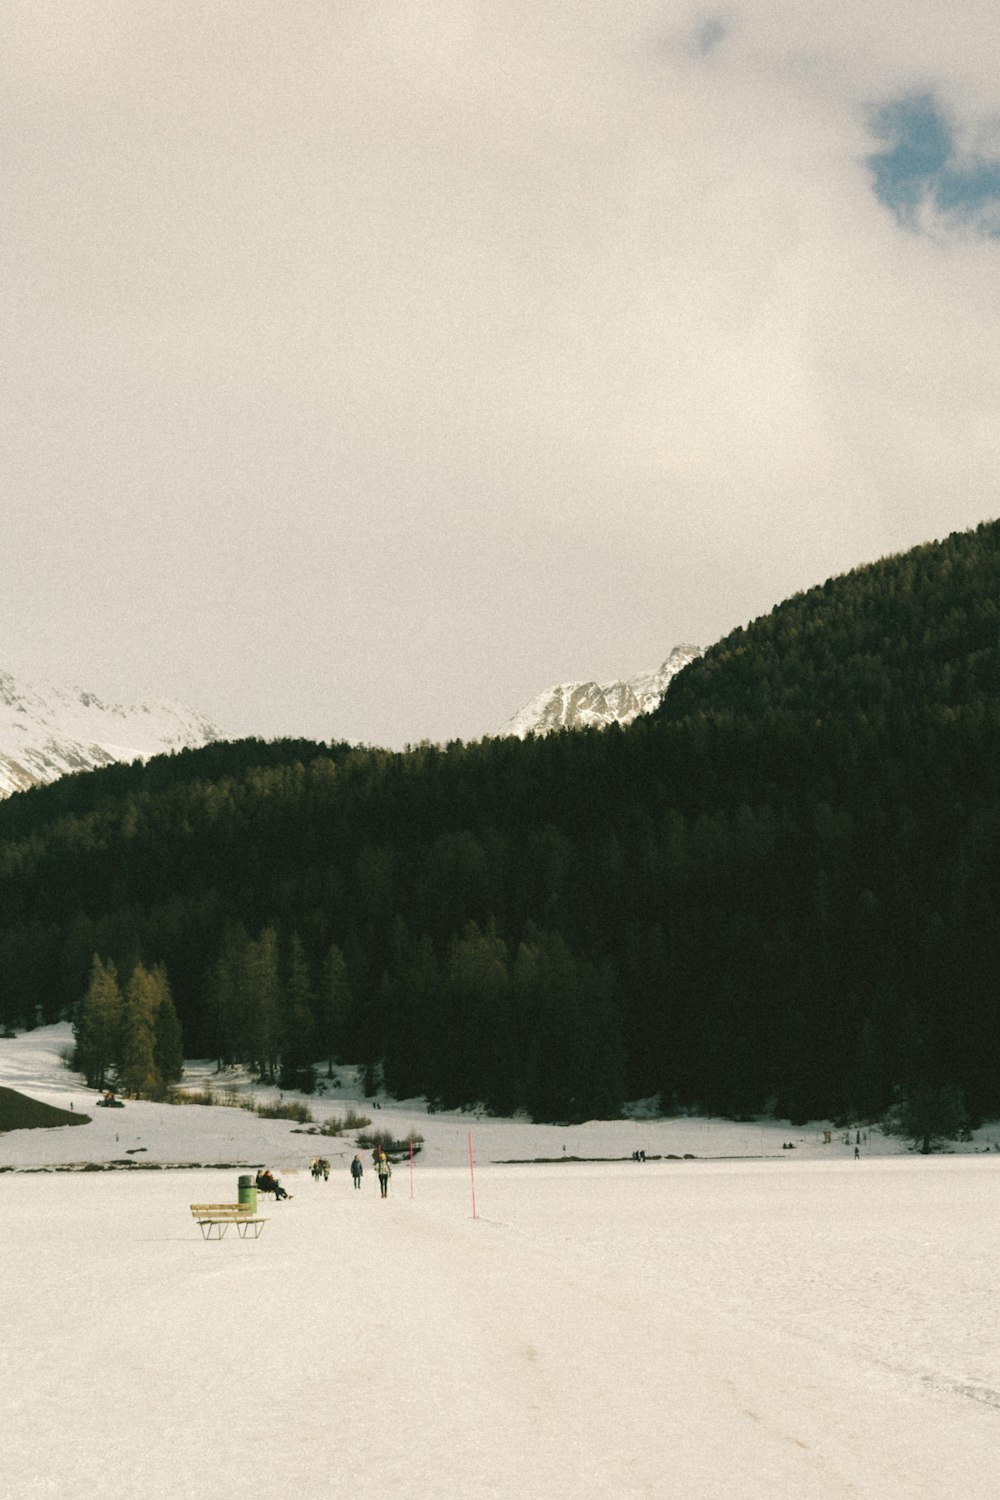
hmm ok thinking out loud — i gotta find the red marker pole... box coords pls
[409,1140,414,1199]
[468,1131,478,1220]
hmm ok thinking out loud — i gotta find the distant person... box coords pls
[854,1145,860,1160]
[377,1154,391,1198]
[351,1154,364,1189]
[320,1157,330,1181]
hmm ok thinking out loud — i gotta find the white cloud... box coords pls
[2,2,1000,745]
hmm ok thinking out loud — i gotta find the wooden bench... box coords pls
[190,1203,267,1240]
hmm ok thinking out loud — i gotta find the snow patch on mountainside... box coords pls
[499,644,703,738]
[0,669,225,797]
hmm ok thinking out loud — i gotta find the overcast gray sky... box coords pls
[4,2,1000,749]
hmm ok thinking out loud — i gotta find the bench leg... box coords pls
[199,1221,229,1239]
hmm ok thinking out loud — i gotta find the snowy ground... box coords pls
[3,1027,999,1499]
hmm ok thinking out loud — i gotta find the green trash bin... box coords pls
[238,1174,257,1213]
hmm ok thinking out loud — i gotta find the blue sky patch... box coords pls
[867,93,1000,236]
[692,15,728,58]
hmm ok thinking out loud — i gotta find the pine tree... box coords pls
[442,919,510,1109]
[204,924,252,1069]
[280,933,316,1091]
[379,923,442,1101]
[320,942,353,1077]
[883,1082,969,1155]
[151,964,184,1090]
[247,926,282,1082]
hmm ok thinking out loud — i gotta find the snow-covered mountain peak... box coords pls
[498,644,703,738]
[0,668,225,797]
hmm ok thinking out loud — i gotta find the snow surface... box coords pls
[499,645,703,738]
[3,1025,1000,1499]
[0,668,223,796]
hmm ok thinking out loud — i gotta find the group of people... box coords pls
[256,1153,393,1199]
[351,1150,392,1196]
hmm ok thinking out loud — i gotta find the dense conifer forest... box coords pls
[1,520,998,1124]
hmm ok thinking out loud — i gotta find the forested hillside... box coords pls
[1,521,998,1124]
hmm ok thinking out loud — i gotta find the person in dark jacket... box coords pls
[256,1167,291,1200]
[350,1154,364,1189]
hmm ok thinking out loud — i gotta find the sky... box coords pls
[4,2,1000,750]
[4,1024,1000,1500]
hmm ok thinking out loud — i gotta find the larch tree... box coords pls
[74,955,123,1089]
[119,963,161,1098]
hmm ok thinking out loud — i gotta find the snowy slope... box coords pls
[3,1025,1000,1500]
[499,644,703,737]
[0,668,224,797]
[4,1023,998,1174]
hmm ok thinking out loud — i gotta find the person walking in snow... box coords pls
[377,1153,391,1198]
[351,1154,364,1189]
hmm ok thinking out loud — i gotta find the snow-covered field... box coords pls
[3,1027,999,1498]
